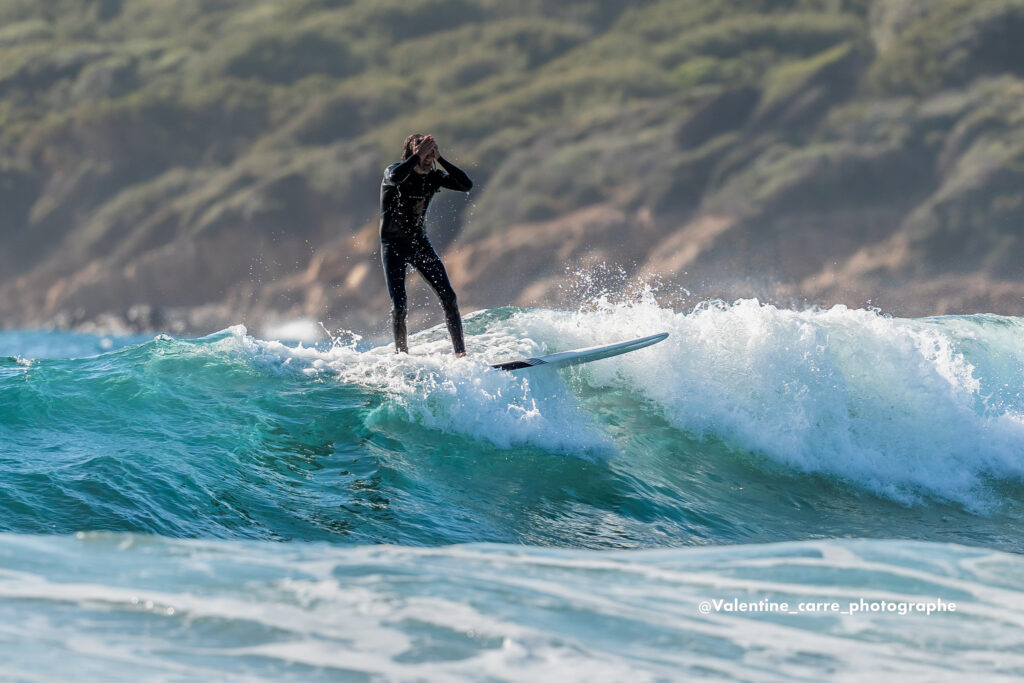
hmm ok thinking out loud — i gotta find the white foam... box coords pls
[505,295,1024,508]
[216,296,1024,507]
[259,318,326,343]
[2,533,1023,681]
[225,324,613,456]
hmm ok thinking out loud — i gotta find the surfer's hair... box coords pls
[402,133,426,160]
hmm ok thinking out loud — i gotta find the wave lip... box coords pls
[522,297,1024,510]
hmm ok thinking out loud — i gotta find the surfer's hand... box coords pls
[413,136,437,161]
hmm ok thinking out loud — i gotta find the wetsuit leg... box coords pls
[381,241,410,353]
[409,242,466,355]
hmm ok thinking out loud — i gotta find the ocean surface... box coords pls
[2,297,1024,680]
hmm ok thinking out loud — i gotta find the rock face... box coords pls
[2,1,1024,339]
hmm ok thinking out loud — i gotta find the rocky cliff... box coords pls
[2,0,1023,339]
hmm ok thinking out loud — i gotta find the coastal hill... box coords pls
[2,0,1023,337]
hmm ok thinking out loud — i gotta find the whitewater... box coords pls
[2,297,1024,680]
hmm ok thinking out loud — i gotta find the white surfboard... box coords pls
[491,332,669,372]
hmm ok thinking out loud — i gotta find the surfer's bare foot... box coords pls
[455,352,467,358]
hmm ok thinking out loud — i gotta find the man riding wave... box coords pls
[379,134,472,356]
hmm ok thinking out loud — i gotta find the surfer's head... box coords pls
[403,133,438,173]
[402,134,424,160]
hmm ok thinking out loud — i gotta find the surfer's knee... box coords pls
[439,288,458,312]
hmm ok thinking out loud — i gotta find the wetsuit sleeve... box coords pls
[384,155,421,186]
[435,156,473,192]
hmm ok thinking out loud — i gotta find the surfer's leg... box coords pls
[381,242,410,353]
[411,245,466,356]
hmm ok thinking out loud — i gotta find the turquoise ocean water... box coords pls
[2,297,1024,680]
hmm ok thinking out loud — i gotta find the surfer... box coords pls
[380,134,472,356]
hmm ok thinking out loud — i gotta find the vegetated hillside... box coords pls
[1,0,1023,338]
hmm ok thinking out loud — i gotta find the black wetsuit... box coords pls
[380,154,472,354]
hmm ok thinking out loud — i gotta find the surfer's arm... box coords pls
[384,156,421,186]
[435,156,473,192]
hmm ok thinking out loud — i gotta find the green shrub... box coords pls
[285,77,410,145]
[659,13,864,67]
[0,20,53,47]
[343,0,487,42]
[869,0,1024,95]
[760,42,857,110]
[202,26,364,84]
